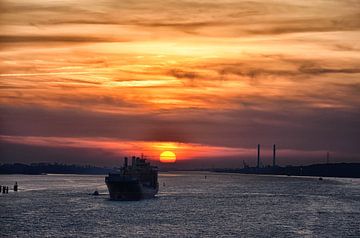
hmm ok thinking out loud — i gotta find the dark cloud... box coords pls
[0,35,126,43]
[330,82,360,95]
[3,0,360,36]
[168,69,199,79]
[0,105,171,142]
[219,66,293,78]
[59,79,104,85]
[0,141,121,166]
[56,95,137,108]
[299,64,360,75]
[0,85,32,90]
[334,44,360,52]
[0,3,78,14]
[1,103,359,167]
[130,20,226,33]
[39,19,120,25]
[245,20,360,35]
[1,101,359,157]
[215,59,360,80]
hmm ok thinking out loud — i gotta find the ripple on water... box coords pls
[0,173,359,237]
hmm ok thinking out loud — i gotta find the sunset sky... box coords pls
[1,0,359,167]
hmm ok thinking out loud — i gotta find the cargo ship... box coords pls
[105,156,159,200]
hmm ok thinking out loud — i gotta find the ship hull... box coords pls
[105,178,158,201]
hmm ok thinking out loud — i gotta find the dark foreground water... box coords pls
[0,172,359,237]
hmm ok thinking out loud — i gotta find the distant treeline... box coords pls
[213,163,360,178]
[0,163,117,175]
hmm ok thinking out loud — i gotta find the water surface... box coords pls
[1,172,359,237]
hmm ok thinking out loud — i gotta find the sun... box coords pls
[160,151,176,163]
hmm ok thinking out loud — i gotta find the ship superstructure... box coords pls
[105,156,158,200]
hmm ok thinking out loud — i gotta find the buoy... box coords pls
[319,177,323,181]
[92,190,99,196]
[14,182,18,192]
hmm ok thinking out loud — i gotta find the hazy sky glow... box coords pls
[1,0,359,166]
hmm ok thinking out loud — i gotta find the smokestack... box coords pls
[257,144,260,169]
[273,144,276,167]
[124,157,128,167]
[132,156,136,167]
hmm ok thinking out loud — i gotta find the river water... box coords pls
[1,172,359,237]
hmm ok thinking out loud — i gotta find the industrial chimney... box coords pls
[132,156,136,167]
[124,157,128,167]
[273,144,276,167]
[257,144,260,169]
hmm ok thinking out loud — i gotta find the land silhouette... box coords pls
[1,162,359,178]
[0,163,116,175]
